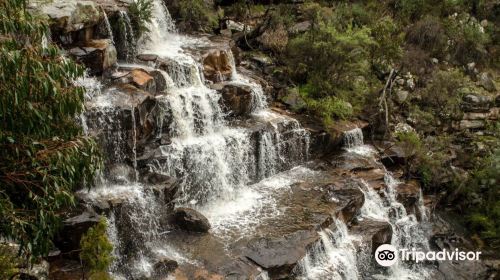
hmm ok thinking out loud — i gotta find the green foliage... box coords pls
[420,69,466,120]
[0,244,20,279]
[444,13,491,64]
[406,16,447,58]
[300,86,353,123]
[395,130,423,178]
[177,0,218,31]
[0,0,102,260]
[80,218,113,276]
[129,0,154,39]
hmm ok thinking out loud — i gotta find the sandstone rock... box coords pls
[171,208,211,233]
[478,72,497,92]
[69,39,117,75]
[462,93,493,112]
[136,54,159,62]
[242,229,318,279]
[202,50,232,82]
[54,211,100,254]
[30,0,102,33]
[456,119,485,130]
[396,180,423,219]
[130,69,155,91]
[351,219,392,253]
[218,83,254,116]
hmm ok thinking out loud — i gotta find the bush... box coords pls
[0,244,20,280]
[0,0,102,260]
[406,16,448,57]
[129,0,154,39]
[444,13,491,64]
[420,69,466,120]
[177,0,218,31]
[80,218,114,277]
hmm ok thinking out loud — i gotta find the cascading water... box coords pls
[81,1,311,278]
[102,9,115,44]
[115,11,136,61]
[295,220,360,280]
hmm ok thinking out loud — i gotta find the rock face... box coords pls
[242,230,319,279]
[153,258,179,278]
[351,219,393,253]
[171,208,211,233]
[203,50,233,82]
[478,72,497,92]
[54,211,100,254]
[69,39,117,74]
[216,83,254,116]
[30,0,102,33]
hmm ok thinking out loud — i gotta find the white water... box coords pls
[295,220,360,280]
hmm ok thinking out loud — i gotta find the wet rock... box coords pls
[396,180,422,219]
[217,83,254,116]
[48,258,83,280]
[30,0,102,33]
[69,39,117,75]
[130,69,155,91]
[324,120,369,150]
[242,229,319,279]
[136,53,159,62]
[153,258,179,278]
[202,49,232,82]
[54,211,100,254]
[108,163,136,184]
[171,208,211,233]
[478,72,497,92]
[351,219,392,253]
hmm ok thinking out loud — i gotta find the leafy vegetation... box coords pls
[80,218,114,279]
[173,0,218,31]
[0,244,20,279]
[129,0,154,39]
[0,0,101,260]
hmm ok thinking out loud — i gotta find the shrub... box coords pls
[395,130,423,178]
[444,13,491,64]
[300,91,354,124]
[129,0,154,39]
[0,244,20,280]
[420,69,465,120]
[0,0,102,260]
[177,0,218,31]
[406,16,448,58]
[80,218,114,277]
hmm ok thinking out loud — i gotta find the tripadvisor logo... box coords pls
[374,244,482,267]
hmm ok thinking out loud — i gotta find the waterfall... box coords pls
[295,220,360,280]
[102,9,115,44]
[116,11,136,61]
[343,127,364,148]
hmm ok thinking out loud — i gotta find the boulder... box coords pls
[30,0,102,33]
[395,180,422,219]
[462,93,494,112]
[217,83,254,116]
[171,208,211,233]
[242,229,319,279]
[69,39,117,75]
[153,258,179,278]
[351,219,392,253]
[281,88,306,111]
[288,21,311,34]
[395,90,409,104]
[202,50,233,82]
[130,69,155,91]
[224,19,245,32]
[455,119,485,130]
[478,72,497,92]
[54,211,100,254]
